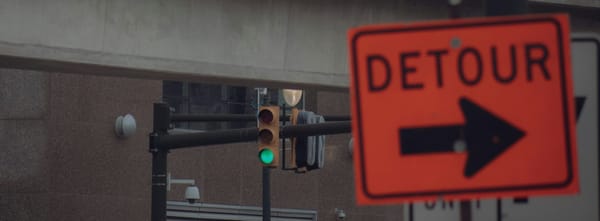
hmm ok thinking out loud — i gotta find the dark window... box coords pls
[162,81,261,130]
[162,81,303,131]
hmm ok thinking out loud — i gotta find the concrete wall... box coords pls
[0,0,474,90]
[0,0,596,90]
[532,0,600,8]
[0,0,597,90]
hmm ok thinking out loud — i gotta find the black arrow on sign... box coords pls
[399,97,526,178]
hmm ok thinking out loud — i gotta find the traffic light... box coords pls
[258,106,280,167]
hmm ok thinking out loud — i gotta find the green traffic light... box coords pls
[259,149,274,165]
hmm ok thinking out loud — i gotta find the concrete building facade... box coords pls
[0,0,599,220]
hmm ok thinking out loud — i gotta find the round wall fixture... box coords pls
[115,114,137,138]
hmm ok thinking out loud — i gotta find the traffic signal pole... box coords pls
[455,2,528,221]
[262,167,271,221]
[257,106,280,221]
[156,121,351,150]
[150,103,171,221]
[484,0,527,16]
[170,113,350,122]
[149,102,351,221]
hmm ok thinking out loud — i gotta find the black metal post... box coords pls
[262,167,271,221]
[487,1,526,220]
[408,203,414,221]
[280,121,351,137]
[150,103,351,221]
[456,2,527,221]
[485,0,528,16]
[496,199,503,221]
[161,128,259,150]
[281,105,294,170]
[159,121,351,150]
[460,201,472,221]
[171,113,256,122]
[170,113,350,122]
[260,92,271,221]
[151,150,168,221]
[455,2,528,220]
[449,1,460,19]
[150,103,171,221]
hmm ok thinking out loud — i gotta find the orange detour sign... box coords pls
[348,14,578,205]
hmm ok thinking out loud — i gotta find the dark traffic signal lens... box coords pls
[258,109,274,123]
[259,129,274,143]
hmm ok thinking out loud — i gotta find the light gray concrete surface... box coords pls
[0,1,597,90]
[532,0,600,8]
[0,0,464,90]
[0,0,600,90]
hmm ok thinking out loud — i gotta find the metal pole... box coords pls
[456,2,528,221]
[171,113,256,122]
[484,0,527,16]
[496,199,503,221]
[150,103,171,221]
[281,105,291,170]
[460,200,472,221]
[258,88,271,221]
[159,121,352,150]
[408,203,414,221]
[451,1,472,217]
[262,167,271,221]
[161,127,259,150]
[170,113,350,122]
[280,121,351,137]
[151,150,168,221]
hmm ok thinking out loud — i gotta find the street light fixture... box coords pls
[282,89,303,107]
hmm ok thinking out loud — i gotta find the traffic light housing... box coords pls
[258,106,280,167]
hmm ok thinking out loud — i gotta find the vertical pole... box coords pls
[257,88,271,221]
[448,0,460,19]
[484,0,527,16]
[448,2,473,220]
[282,104,287,170]
[476,2,527,221]
[262,167,271,221]
[408,203,414,221]
[460,201,472,221]
[455,1,528,220]
[151,150,168,221]
[496,199,503,221]
[151,103,171,221]
[281,105,285,169]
